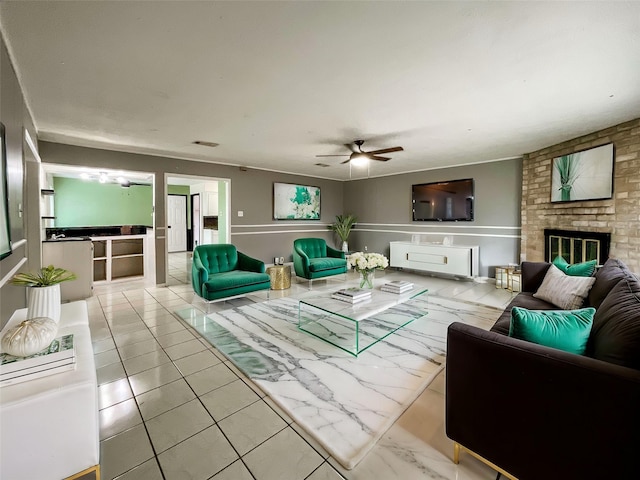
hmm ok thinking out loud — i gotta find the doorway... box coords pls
[40,163,156,286]
[191,193,201,250]
[167,194,187,252]
[165,174,231,285]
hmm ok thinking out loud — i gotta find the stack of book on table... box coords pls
[331,287,372,304]
[381,280,414,294]
[0,334,76,387]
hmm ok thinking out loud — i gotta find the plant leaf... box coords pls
[10,265,77,287]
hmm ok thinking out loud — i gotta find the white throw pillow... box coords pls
[533,264,596,310]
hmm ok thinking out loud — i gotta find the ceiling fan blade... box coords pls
[315,154,350,157]
[369,156,390,161]
[366,146,404,155]
[345,143,359,153]
[340,159,351,164]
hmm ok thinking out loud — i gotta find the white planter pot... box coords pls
[27,284,61,323]
[341,241,349,253]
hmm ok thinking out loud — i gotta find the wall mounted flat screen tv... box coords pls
[412,178,474,221]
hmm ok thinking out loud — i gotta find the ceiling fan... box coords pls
[79,172,151,187]
[316,140,404,164]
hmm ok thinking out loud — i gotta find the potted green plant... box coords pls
[11,265,76,323]
[328,214,357,253]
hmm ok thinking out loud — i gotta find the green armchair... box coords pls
[192,244,271,302]
[293,238,347,284]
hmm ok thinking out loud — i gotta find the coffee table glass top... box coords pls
[298,285,429,357]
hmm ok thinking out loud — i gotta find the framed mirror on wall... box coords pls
[0,123,11,260]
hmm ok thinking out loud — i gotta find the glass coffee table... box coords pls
[298,286,429,357]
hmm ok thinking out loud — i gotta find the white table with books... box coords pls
[0,301,100,480]
[298,281,428,357]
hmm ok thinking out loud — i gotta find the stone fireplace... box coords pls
[544,229,611,266]
[521,118,640,272]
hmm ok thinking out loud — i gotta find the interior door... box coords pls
[167,195,187,252]
[191,193,201,249]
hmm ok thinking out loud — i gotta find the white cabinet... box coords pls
[40,188,55,227]
[203,229,219,245]
[92,234,146,282]
[1,302,99,480]
[205,192,218,216]
[42,239,94,300]
[390,241,479,277]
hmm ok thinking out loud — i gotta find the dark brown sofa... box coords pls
[446,259,640,480]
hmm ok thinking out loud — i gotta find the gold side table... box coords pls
[508,269,522,293]
[267,265,291,290]
[495,265,522,292]
[495,266,510,289]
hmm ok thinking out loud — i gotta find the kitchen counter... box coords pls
[91,233,149,283]
[46,225,149,239]
[44,226,154,284]
[42,236,91,242]
[42,239,94,301]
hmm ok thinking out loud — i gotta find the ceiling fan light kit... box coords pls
[317,139,404,166]
[75,170,149,187]
[349,153,369,167]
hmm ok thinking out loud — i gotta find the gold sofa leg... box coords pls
[454,443,518,480]
[65,464,100,480]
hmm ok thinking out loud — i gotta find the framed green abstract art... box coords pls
[551,143,614,203]
[273,182,320,220]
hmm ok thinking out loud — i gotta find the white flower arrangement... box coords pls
[347,252,389,273]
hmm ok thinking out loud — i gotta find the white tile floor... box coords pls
[90,252,515,480]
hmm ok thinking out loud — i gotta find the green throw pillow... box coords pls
[508,306,596,355]
[552,256,596,277]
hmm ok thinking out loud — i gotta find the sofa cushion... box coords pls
[521,261,551,292]
[308,257,347,272]
[533,264,595,310]
[197,244,238,274]
[490,292,558,335]
[589,258,634,309]
[552,256,597,277]
[294,238,327,259]
[509,306,595,355]
[204,271,271,292]
[588,274,640,369]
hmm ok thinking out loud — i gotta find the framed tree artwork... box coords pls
[551,143,614,203]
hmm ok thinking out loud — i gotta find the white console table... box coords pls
[0,301,100,480]
[390,241,479,277]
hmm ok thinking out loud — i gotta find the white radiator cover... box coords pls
[390,241,479,277]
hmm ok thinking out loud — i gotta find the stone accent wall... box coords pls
[521,118,640,272]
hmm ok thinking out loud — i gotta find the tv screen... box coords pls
[412,179,474,221]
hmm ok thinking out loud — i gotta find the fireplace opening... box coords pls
[544,229,611,266]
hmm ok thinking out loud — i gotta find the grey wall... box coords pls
[38,141,345,282]
[38,142,521,286]
[2,27,522,330]
[344,159,523,277]
[0,34,39,328]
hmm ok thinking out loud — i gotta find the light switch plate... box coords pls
[238,211,244,217]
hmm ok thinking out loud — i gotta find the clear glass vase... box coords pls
[359,269,375,289]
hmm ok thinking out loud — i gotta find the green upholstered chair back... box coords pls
[293,238,328,259]
[194,244,239,274]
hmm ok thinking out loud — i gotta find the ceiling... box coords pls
[1,2,639,181]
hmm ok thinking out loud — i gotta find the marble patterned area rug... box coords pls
[175,296,501,470]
